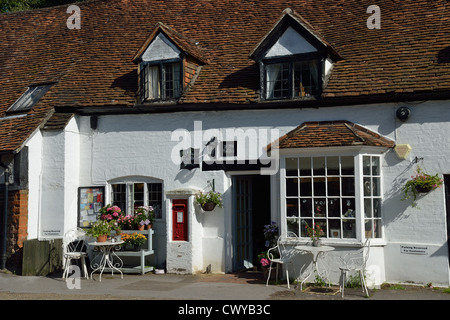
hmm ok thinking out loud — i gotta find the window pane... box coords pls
[313,177,325,196]
[286,158,298,176]
[299,178,312,196]
[313,157,326,175]
[327,177,340,196]
[372,157,380,176]
[286,178,298,196]
[111,184,126,213]
[286,198,299,217]
[341,156,354,175]
[266,63,289,99]
[328,198,340,217]
[146,65,160,99]
[343,220,356,238]
[148,183,162,219]
[364,198,372,218]
[365,220,373,238]
[363,156,371,175]
[294,60,319,97]
[373,198,381,218]
[314,199,326,217]
[287,218,299,236]
[342,177,355,196]
[329,220,341,238]
[300,198,312,217]
[327,156,339,175]
[299,158,311,176]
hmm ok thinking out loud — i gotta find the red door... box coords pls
[172,199,188,241]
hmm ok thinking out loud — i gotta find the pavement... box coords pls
[1,269,450,302]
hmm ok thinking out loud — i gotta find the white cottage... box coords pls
[0,0,450,288]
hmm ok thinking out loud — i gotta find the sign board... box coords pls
[78,187,105,227]
[400,245,428,255]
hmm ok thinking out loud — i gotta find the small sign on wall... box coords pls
[400,245,428,255]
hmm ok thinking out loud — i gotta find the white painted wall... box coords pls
[29,99,450,286]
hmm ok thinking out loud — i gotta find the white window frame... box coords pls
[280,147,385,246]
[108,178,164,220]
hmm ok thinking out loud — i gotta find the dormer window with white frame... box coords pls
[250,9,340,101]
[133,23,207,104]
[139,32,183,101]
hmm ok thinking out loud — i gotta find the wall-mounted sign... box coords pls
[400,245,428,255]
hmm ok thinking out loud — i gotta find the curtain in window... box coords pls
[146,65,160,99]
[266,63,281,99]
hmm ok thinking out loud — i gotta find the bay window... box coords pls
[283,154,382,241]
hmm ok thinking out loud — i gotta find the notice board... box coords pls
[78,187,104,227]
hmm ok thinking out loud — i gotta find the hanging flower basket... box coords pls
[195,191,223,212]
[402,166,443,207]
[201,202,217,211]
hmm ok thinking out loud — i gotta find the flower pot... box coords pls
[415,185,432,193]
[313,239,322,247]
[202,202,216,211]
[137,224,145,231]
[146,223,152,229]
[96,234,107,242]
[262,266,277,281]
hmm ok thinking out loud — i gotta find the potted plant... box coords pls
[121,232,147,251]
[195,190,223,211]
[305,222,323,247]
[402,166,443,207]
[99,204,123,221]
[86,219,112,242]
[135,206,155,229]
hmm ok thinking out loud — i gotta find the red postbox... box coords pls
[172,199,188,241]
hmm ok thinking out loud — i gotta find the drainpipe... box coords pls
[0,161,9,270]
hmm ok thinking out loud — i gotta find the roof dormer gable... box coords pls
[250,8,340,61]
[141,32,182,62]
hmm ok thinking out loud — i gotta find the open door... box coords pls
[232,175,270,271]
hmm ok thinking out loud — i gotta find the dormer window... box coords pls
[141,60,182,101]
[250,9,341,101]
[133,22,207,104]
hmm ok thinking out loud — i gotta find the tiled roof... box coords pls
[0,0,449,152]
[275,121,395,149]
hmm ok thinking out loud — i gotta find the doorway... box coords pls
[232,175,271,271]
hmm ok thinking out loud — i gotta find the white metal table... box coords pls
[294,245,335,290]
[88,240,124,282]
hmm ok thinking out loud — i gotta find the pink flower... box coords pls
[260,258,270,267]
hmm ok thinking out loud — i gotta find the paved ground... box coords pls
[1,269,450,301]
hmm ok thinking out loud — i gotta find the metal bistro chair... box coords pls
[62,227,89,279]
[266,232,298,289]
[339,239,371,298]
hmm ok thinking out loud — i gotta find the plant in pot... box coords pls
[305,222,323,247]
[402,166,443,207]
[99,204,123,222]
[195,190,223,211]
[121,232,147,251]
[86,219,112,242]
[135,206,154,230]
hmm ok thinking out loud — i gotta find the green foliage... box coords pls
[1,0,85,13]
